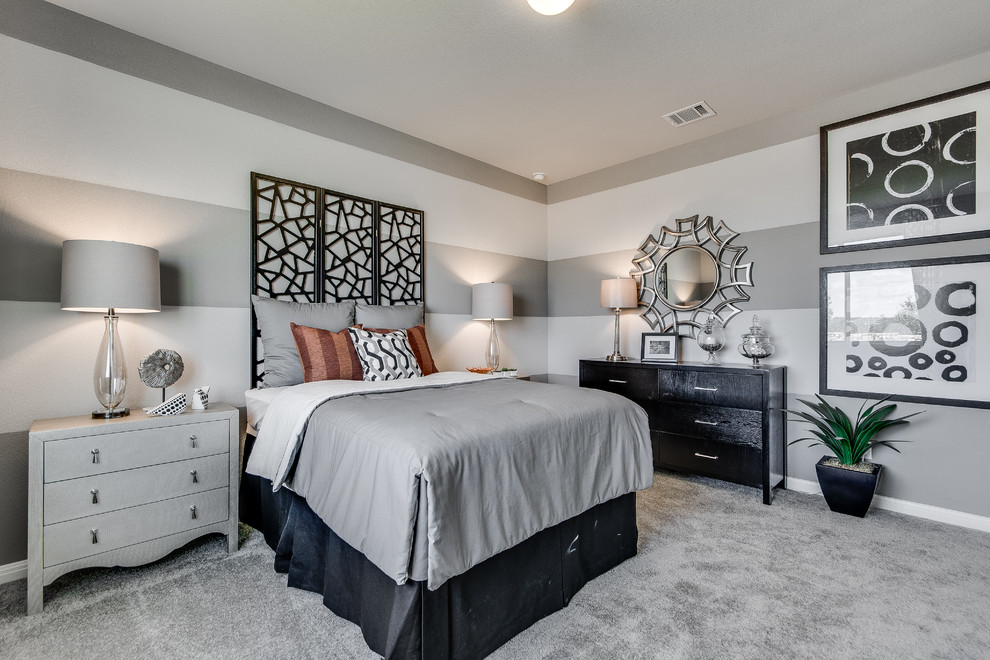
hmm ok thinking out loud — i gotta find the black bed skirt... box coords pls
[240,439,639,659]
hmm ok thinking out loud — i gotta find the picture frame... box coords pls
[641,332,679,362]
[820,254,989,409]
[820,80,990,254]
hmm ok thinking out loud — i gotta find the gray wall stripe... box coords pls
[427,243,549,317]
[0,168,550,314]
[0,0,546,204]
[547,223,990,317]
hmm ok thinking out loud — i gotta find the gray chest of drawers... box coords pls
[27,405,240,614]
[579,359,786,504]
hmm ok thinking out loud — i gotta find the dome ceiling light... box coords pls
[527,0,575,16]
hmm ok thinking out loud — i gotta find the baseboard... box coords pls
[0,560,27,585]
[786,477,990,533]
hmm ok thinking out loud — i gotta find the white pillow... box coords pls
[347,327,423,381]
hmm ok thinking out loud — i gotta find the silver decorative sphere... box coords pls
[139,349,184,388]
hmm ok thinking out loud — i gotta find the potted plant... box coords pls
[787,395,921,517]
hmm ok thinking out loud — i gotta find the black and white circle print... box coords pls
[348,327,422,381]
[845,280,975,383]
[845,112,976,230]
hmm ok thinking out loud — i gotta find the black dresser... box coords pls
[579,358,786,504]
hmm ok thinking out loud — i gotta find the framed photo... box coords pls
[641,333,679,362]
[821,80,990,254]
[820,255,989,408]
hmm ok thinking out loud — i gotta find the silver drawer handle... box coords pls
[694,453,719,460]
[190,505,198,520]
[189,434,197,448]
[91,448,100,464]
[190,470,198,484]
[694,386,718,392]
[694,420,719,426]
[90,529,99,544]
[91,489,99,504]
[608,379,628,384]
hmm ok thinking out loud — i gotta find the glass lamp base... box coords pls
[93,408,130,419]
[605,353,628,361]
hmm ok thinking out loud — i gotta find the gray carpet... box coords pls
[2,472,988,659]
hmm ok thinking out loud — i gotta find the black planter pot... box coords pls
[815,456,883,518]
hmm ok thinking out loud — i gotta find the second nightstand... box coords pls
[27,404,239,614]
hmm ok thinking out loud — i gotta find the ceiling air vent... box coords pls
[663,101,717,127]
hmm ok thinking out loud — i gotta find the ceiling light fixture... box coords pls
[527,0,575,16]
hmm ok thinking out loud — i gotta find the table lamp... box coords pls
[472,282,513,373]
[61,240,161,418]
[600,278,638,361]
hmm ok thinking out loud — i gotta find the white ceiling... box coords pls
[46,0,990,184]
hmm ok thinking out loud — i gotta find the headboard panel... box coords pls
[251,172,425,387]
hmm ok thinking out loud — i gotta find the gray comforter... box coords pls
[262,376,652,589]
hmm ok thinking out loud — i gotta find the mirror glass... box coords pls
[657,246,718,310]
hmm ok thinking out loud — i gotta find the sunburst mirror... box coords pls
[630,214,754,337]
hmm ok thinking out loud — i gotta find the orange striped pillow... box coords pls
[290,323,363,382]
[362,324,439,375]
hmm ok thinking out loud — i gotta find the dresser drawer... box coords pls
[658,369,764,409]
[580,363,659,402]
[44,420,229,482]
[43,487,229,566]
[44,454,229,525]
[657,433,761,487]
[656,402,763,449]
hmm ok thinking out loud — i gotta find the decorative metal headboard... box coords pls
[250,172,424,386]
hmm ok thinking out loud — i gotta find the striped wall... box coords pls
[0,11,548,566]
[546,138,990,519]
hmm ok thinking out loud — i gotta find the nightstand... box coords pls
[27,404,240,614]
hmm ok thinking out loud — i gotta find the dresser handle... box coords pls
[90,529,99,544]
[694,386,718,392]
[91,448,100,464]
[607,379,628,384]
[189,434,197,448]
[190,470,198,484]
[694,453,718,460]
[190,505,198,520]
[91,489,99,504]
[694,420,719,426]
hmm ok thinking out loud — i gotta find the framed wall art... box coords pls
[821,81,990,254]
[641,333,679,362]
[820,255,989,409]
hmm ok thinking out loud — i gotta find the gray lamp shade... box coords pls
[600,278,638,309]
[472,282,513,321]
[61,240,161,313]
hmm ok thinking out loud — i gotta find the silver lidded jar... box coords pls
[738,314,775,367]
[696,314,726,365]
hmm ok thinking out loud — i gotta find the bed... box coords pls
[240,173,654,658]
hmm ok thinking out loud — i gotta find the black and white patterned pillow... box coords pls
[348,327,423,381]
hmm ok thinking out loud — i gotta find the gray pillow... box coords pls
[252,295,356,388]
[355,303,424,329]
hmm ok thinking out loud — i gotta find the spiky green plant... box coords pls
[786,395,921,465]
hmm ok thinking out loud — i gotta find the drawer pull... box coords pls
[694,453,719,460]
[90,529,99,544]
[694,386,718,392]
[189,434,197,448]
[91,489,99,504]
[190,505,198,520]
[190,470,198,484]
[91,449,100,464]
[607,379,628,384]
[694,420,719,426]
